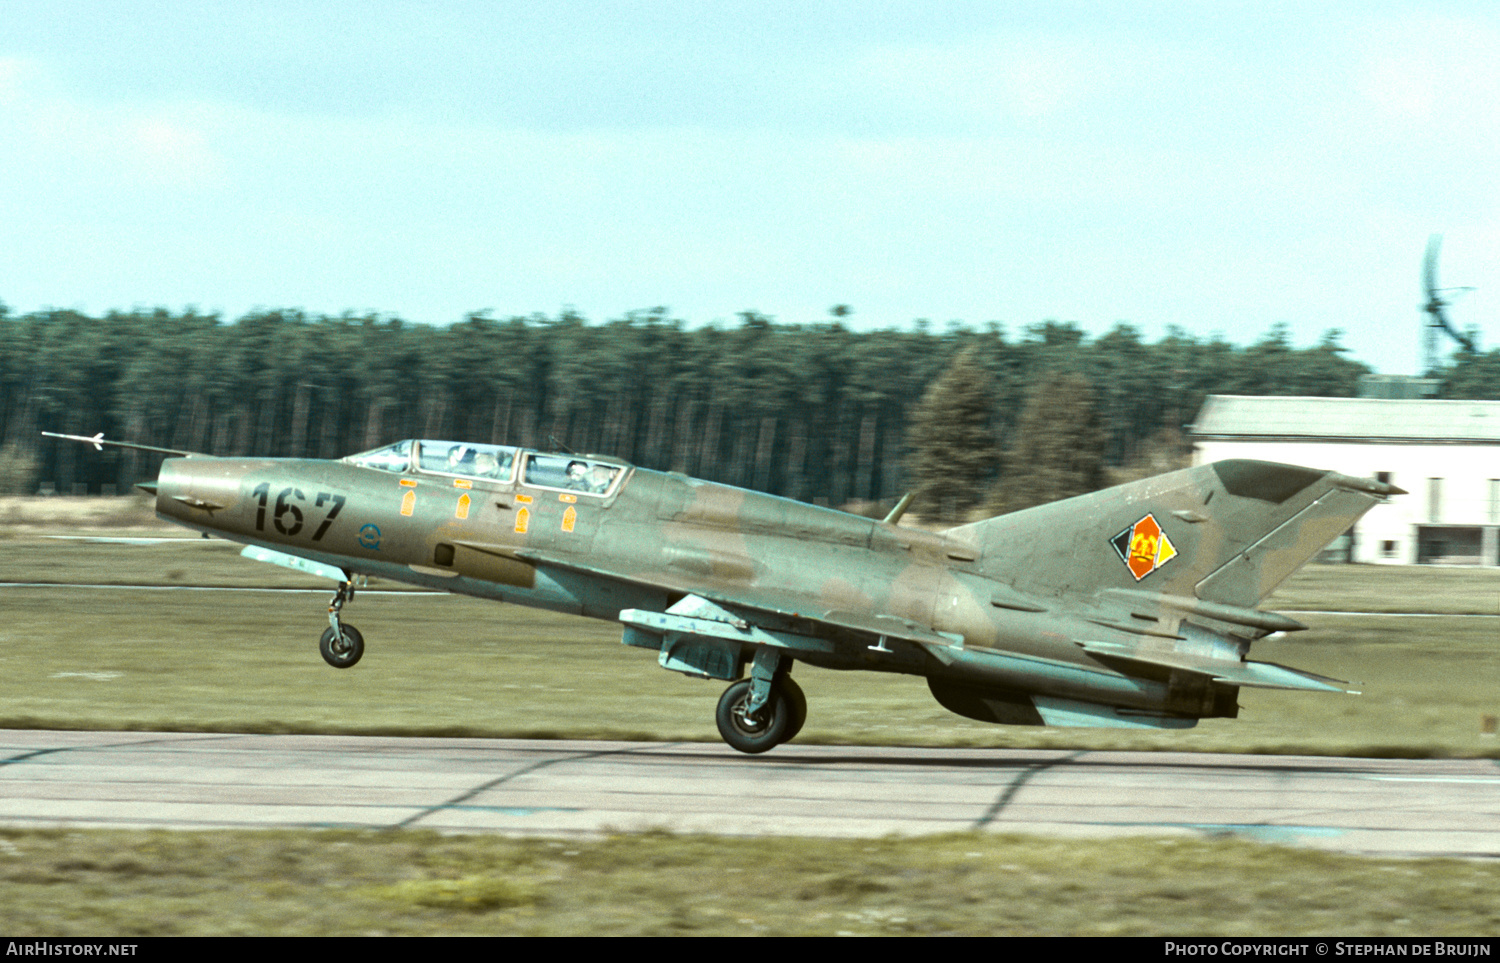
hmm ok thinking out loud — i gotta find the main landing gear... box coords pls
[319,578,364,668]
[715,673,808,754]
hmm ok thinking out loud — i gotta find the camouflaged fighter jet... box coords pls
[48,432,1402,753]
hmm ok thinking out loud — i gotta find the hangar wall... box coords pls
[1188,397,1500,567]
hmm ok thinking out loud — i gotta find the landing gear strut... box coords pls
[319,579,364,668]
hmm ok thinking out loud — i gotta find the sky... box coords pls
[2,1,1498,375]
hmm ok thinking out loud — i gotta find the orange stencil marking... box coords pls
[455,493,471,520]
[400,489,416,517]
[514,507,530,534]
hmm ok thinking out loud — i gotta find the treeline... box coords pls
[0,302,1493,503]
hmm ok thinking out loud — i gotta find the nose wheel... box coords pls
[320,624,364,668]
[320,579,364,668]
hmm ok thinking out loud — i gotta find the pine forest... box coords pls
[3,303,1497,513]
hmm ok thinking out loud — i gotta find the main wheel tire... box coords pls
[716,678,791,754]
[778,675,808,743]
[319,624,365,669]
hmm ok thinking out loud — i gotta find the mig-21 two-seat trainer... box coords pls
[51,431,1401,753]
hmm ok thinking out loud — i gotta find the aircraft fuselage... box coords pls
[152,449,1245,728]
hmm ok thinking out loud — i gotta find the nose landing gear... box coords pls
[319,579,364,668]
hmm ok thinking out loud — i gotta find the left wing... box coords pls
[462,544,961,674]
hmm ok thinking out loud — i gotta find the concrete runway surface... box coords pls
[1,730,1497,857]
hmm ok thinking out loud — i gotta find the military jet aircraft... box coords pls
[48,432,1401,753]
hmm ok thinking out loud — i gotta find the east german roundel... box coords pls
[1109,513,1178,581]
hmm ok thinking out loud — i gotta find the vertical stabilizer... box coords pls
[948,460,1399,607]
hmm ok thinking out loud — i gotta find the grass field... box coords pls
[0,522,1494,753]
[0,495,159,531]
[2,512,1499,935]
[0,587,1495,756]
[0,529,1496,755]
[2,828,1497,936]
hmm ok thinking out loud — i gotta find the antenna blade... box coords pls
[883,492,916,525]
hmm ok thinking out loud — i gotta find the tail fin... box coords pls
[948,460,1401,608]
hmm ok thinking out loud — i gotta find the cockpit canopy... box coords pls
[417,440,518,482]
[344,440,628,497]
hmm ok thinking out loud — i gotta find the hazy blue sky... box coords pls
[3,1,1497,373]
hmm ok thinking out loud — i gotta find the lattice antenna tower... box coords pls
[1421,234,1478,374]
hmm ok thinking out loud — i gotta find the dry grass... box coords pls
[0,495,164,532]
[0,828,1495,936]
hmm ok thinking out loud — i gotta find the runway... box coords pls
[1,730,1497,857]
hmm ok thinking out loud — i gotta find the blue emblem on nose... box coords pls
[358,524,382,550]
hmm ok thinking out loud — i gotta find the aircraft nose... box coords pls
[154,458,193,523]
[154,458,240,527]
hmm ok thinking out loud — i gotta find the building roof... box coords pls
[1189,395,1500,444]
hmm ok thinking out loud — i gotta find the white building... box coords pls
[1188,395,1500,566]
